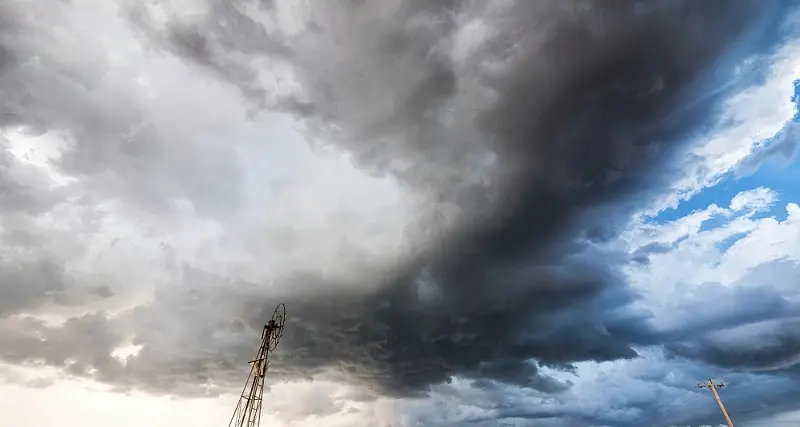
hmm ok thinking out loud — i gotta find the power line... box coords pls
[623,382,705,426]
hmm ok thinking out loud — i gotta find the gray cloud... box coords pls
[0,313,125,379]
[0,140,62,215]
[669,319,800,372]
[1,0,799,426]
[0,258,70,315]
[660,260,800,370]
[0,2,245,219]
[0,248,114,318]
[124,0,791,395]
[262,253,642,397]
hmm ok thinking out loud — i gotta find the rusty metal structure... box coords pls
[228,303,286,427]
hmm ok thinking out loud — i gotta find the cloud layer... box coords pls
[1,0,800,426]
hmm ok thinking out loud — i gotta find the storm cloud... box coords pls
[118,0,791,396]
[1,0,800,426]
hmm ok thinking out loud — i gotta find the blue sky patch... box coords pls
[653,79,800,227]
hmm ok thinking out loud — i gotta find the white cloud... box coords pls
[648,29,800,215]
[624,188,800,323]
[729,186,779,212]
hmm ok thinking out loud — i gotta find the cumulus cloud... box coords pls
[649,202,800,371]
[1,0,800,426]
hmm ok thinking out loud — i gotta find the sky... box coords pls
[1,0,800,426]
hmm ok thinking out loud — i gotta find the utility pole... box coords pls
[697,379,734,427]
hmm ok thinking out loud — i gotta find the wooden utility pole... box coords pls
[697,379,734,427]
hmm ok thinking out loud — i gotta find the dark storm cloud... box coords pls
[100,255,800,425]
[668,320,800,372]
[141,0,765,208]
[101,0,800,400]
[91,259,630,397]
[661,260,800,371]
[261,256,639,397]
[133,0,788,248]
[1,2,799,427]
[0,313,125,379]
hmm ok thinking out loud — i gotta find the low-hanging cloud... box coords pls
[1,0,800,426]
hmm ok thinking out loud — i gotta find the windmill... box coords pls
[227,303,286,427]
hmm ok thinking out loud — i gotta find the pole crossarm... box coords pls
[697,379,735,427]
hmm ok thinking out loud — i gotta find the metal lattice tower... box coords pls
[228,304,286,427]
